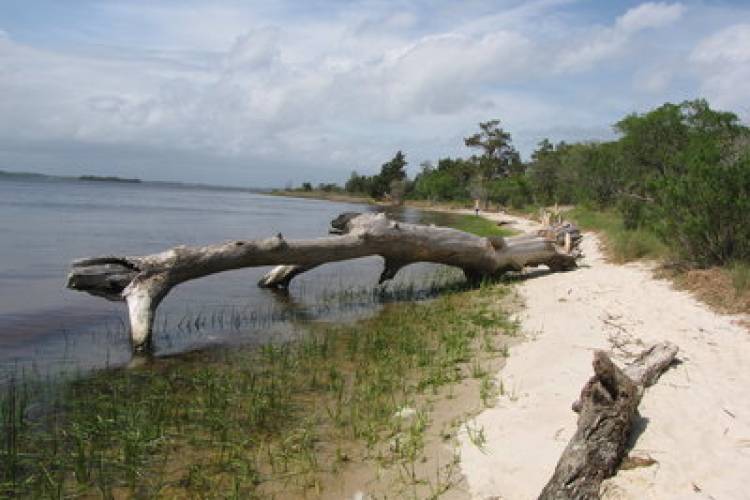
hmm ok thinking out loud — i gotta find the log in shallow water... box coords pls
[67,212,582,351]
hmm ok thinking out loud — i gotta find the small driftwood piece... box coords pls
[67,212,582,351]
[539,342,679,500]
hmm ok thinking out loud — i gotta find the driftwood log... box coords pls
[539,342,679,500]
[67,212,582,351]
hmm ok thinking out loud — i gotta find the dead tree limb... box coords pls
[539,342,679,500]
[67,212,582,351]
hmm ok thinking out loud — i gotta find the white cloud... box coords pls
[616,2,685,33]
[224,27,281,71]
[556,2,684,72]
[633,67,673,94]
[0,0,747,185]
[0,19,540,162]
[367,31,536,117]
[691,23,750,64]
[691,24,750,117]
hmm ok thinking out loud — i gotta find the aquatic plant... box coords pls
[0,280,517,498]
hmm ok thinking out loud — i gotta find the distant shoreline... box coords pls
[271,188,477,213]
[269,189,377,204]
[0,169,269,194]
[78,175,141,184]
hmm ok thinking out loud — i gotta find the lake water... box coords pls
[0,177,464,378]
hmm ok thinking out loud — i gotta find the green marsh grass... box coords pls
[448,213,514,238]
[0,279,517,498]
[0,214,521,498]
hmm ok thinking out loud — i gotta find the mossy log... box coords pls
[539,342,679,500]
[67,212,582,351]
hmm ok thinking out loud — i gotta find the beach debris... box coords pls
[539,341,678,499]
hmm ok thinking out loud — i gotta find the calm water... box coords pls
[0,177,463,377]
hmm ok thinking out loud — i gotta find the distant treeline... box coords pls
[0,171,143,184]
[295,99,750,267]
[0,169,49,179]
[79,175,142,183]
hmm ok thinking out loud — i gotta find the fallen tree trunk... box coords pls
[67,212,582,351]
[539,342,679,500]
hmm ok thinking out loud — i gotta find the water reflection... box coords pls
[0,183,468,381]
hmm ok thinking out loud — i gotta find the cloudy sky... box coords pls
[1,0,749,187]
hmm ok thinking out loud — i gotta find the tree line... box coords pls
[295,99,750,267]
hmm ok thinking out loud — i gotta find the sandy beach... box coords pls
[456,211,750,499]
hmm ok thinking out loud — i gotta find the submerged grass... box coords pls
[1,280,517,498]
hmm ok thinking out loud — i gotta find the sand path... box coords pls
[456,211,750,499]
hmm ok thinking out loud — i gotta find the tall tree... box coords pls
[529,138,560,205]
[380,150,408,185]
[464,120,522,179]
[367,151,408,199]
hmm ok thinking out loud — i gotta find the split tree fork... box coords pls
[67,211,582,351]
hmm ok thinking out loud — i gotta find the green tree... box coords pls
[615,99,743,193]
[361,151,409,199]
[487,175,533,209]
[528,138,560,205]
[615,98,746,228]
[345,171,371,194]
[464,120,522,179]
[380,150,408,184]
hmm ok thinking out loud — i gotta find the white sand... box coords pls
[457,211,750,499]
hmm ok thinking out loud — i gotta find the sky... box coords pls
[1,0,749,187]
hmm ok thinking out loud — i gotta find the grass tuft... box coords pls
[567,207,669,262]
[730,261,750,295]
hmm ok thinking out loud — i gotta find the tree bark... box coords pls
[539,342,679,500]
[67,212,582,351]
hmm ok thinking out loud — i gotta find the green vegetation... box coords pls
[566,207,669,262]
[730,261,750,295]
[447,213,514,238]
[287,98,749,273]
[410,120,529,208]
[346,150,409,202]
[1,276,517,498]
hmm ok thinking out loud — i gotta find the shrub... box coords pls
[488,175,533,209]
[655,156,750,266]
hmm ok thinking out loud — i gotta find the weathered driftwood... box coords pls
[67,212,582,351]
[539,342,679,500]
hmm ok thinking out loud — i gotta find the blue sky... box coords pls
[1,1,749,186]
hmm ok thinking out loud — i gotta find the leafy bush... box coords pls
[655,156,750,266]
[609,228,669,262]
[487,175,532,209]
